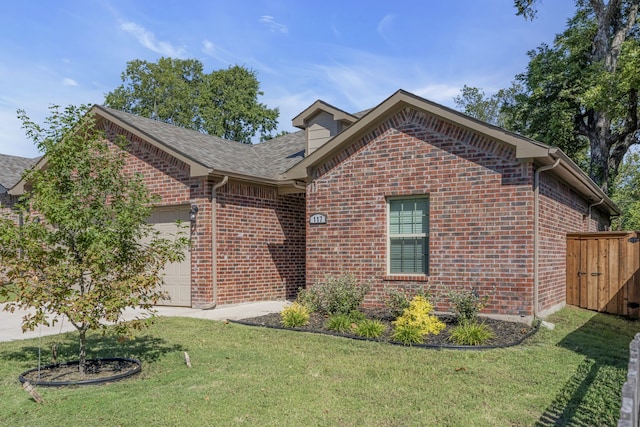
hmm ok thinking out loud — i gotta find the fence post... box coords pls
[619,333,640,426]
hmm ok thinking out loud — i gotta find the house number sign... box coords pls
[309,213,327,225]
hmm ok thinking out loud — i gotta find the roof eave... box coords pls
[284,89,620,216]
[292,100,358,129]
[542,150,620,216]
[92,105,214,178]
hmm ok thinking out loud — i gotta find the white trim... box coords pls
[386,196,430,275]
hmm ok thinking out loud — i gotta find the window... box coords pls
[388,197,429,275]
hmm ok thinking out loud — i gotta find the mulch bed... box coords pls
[235,309,538,349]
[20,358,141,386]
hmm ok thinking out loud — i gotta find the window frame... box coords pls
[386,196,430,276]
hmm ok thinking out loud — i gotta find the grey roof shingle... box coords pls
[96,105,306,180]
[0,154,40,190]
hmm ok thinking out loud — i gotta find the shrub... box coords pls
[392,295,445,344]
[298,273,369,316]
[296,287,319,313]
[347,310,366,323]
[325,313,355,333]
[384,287,411,318]
[448,287,490,324]
[384,285,438,318]
[449,321,495,346]
[280,303,310,328]
[355,319,386,339]
[392,324,424,345]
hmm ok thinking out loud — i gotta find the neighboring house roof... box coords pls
[285,89,619,216]
[0,153,39,191]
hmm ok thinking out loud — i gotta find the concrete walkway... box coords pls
[0,301,289,343]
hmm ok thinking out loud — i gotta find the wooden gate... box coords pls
[566,232,640,318]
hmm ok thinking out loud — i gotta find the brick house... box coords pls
[0,153,39,217]
[2,90,618,319]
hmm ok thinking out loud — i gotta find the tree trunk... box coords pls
[589,112,613,193]
[78,328,87,374]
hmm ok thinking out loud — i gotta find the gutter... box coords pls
[586,198,605,223]
[201,175,228,310]
[533,158,561,319]
[292,180,306,191]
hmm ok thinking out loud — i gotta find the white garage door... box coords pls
[148,206,191,306]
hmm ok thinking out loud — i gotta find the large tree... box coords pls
[0,105,188,373]
[611,150,640,229]
[458,1,640,194]
[104,58,279,144]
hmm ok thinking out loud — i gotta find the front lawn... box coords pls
[0,306,636,426]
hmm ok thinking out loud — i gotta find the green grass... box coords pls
[0,306,637,426]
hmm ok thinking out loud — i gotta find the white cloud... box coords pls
[412,83,462,106]
[259,16,288,34]
[120,21,185,57]
[202,39,277,75]
[377,14,396,46]
[202,39,235,64]
[263,89,319,130]
[63,78,78,87]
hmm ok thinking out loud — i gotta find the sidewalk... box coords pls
[0,301,289,343]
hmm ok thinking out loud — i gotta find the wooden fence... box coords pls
[566,232,640,318]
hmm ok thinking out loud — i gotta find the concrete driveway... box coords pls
[0,301,288,342]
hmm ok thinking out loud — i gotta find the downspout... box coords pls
[586,198,605,231]
[202,175,228,310]
[533,158,561,319]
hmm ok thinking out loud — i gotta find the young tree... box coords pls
[104,58,279,143]
[0,105,188,373]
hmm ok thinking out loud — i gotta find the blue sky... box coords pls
[0,0,576,158]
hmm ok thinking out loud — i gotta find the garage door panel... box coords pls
[148,206,191,307]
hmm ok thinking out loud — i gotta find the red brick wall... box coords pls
[537,173,610,313]
[105,122,306,307]
[104,122,215,307]
[216,182,305,304]
[306,109,536,316]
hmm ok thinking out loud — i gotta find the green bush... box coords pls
[448,287,490,324]
[297,273,369,316]
[384,286,437,318]
[355,319,386,339]
[347,310,366,323]
[384,287,411,318]
[449,321,495,346]
[393,295,446,341]
[296,287,319,313]
[391,324,424,345]
[280,303,310,328]
[325,313,354,333]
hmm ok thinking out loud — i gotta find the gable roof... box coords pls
[285,89,619,216]
[4,91,619,216]
[0,153,40,191]
[292,100,358,129]
[94,105,306,182]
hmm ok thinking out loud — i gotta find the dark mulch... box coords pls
[20,358,141,386]
[236,309,538,349]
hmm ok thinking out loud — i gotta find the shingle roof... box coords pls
[95,105,306,180]
[0,153,40,190]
